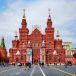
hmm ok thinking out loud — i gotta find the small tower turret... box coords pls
[56,30,60,40]
[0,36,7,62]
[14,31,18,41]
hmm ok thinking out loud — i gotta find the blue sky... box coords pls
[0,0,76,52]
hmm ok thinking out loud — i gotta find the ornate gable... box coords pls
[31,28,42,35]
[30,28,43,44]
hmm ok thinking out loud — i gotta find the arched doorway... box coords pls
[26,48,32,64]
[34,60,39,64]
[16,57,19,63]
[32,49,40,64]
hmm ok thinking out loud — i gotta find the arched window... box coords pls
[35,43,38,48]
[21,56,24,60]
[16,57,19,62]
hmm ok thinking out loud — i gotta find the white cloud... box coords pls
[0,0,76,51]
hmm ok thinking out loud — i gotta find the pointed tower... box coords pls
[1,36,5,48]
[45,9,54,64]
[45,8,54,49]
[0,36,7,62]
[19,9,29,49]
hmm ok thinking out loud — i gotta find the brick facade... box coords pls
[9,10,65,65]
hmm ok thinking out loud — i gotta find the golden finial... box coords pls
[23,9,25,19]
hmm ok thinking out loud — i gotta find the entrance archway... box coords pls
[16,57,19,63]
[32,49,40,64]
[34,60,39,64]
[26,48,32,64]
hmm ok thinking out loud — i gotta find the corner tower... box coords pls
[54,30,65,64]
[0,36,7,62]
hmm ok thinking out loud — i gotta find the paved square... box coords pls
[0,65,76,76]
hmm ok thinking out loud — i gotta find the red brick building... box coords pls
[73,53,76,64]
[0,37,7,63]
[9,9,65,65]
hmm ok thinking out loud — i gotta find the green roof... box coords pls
[0,37,6,48]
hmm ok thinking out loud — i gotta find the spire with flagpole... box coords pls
[14,31,18,40]
[21,9,27,28]
[48,8,51,18]
[47,8,52,28]
[23,9,25,19]
[56,30,60,39]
